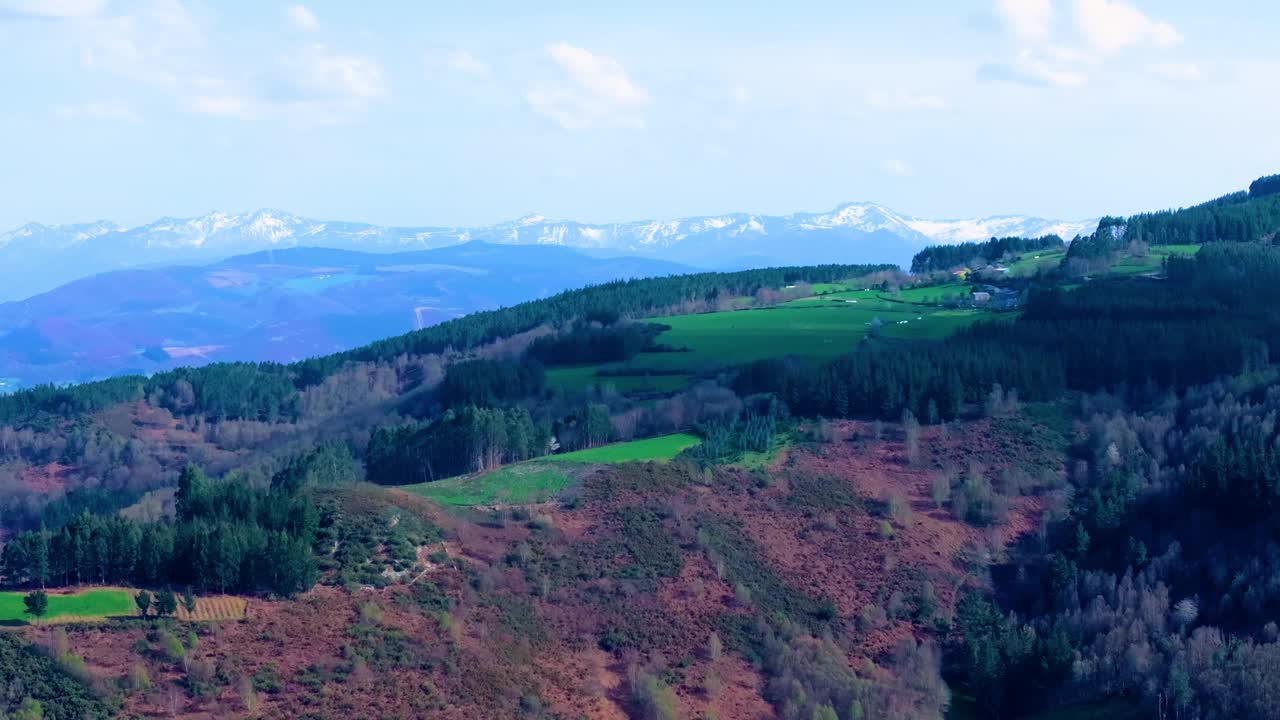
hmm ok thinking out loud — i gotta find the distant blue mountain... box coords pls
[0,243,690,389]
[0,205,1097,302]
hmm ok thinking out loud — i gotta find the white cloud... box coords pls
[526,42,649,130]
[731,85,750,106]
[445,49,488,77]
[54,100,140,121]
[12,0,384,126]
[867,89,948,111]
[979,51,1088,88]
[0,0,105,18]
[1072,0,1182,54]
[188,95,252,118]
[284,44,386,99]
[1148,61,1203,82]
[75,1,206,87]
[286,4,318,33]
[981,0,1180,89]
[995,0,1053,42]
[883,159,915,177]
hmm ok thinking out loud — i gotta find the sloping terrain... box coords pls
[0,243,688,387]
[16,410,1059,719]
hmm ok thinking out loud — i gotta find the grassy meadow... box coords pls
[406,433,701,506]
[0,588,134,624]
[544,285,992,395]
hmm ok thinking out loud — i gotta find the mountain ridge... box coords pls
[0,203,1098,301]
[0,242,693,389]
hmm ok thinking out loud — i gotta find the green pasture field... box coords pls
[1109,243,1201,275]
[1007,249,1068,276]
[810,282,857,294]
[549,432,700,463]
[406,433,702,506]
[545,366,693,395]
[882,282,970,304]
[406,463,575,506]
[646,299,983,364]
[1007,244,1200,278]
[0,588,134,624]
[546,289,991,395]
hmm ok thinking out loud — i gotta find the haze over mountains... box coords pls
[0,243,688,389]
[0,204,1098,301]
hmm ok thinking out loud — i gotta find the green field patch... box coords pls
[406,434,701,506]
[1108,245,1199,276]
[882,282,970,304]
[550,433,701,464]
[406,463,575,506]
[810,282,857,295]
[545,365,693,396]
[0,588,134,624]
[1008,249,1067,276]
[615,301,980,372]
[728,431,792,470]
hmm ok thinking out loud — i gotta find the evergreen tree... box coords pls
[154,589,177,618]
[135,590,152,618]
[23,591,48,625]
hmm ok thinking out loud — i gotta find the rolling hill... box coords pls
[0,243,690,389]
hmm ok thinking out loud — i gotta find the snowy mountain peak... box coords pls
[0,203,1098,301]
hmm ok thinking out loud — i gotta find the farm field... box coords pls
[175,595,247,622]
[546,287,992,396]
[885,282,970,304]
[405,433,701,506]
[646,297,981,367]
[1008,249,1068,276]
[1006,244,1201,278]
[544,365,692,395]
[1108,243,1201,275]
[0,588,133,624]
[406,462,575,506]
[549,432,700,463]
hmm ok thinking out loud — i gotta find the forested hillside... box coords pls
[5,176,1280,719]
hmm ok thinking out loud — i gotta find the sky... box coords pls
[1,0,1278,231]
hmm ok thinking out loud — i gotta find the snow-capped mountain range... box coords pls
[0,204,1098,302]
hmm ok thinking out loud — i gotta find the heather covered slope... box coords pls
[9,411,1058,719]
[5,177,1280,720]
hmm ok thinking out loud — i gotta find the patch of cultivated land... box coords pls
[549,432,701,463]
[544,365,693,396]
[546,285,995,395]
[407,462,578,506]
[405,433,702,506]
[0,588,134,624]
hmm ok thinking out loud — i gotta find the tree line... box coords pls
[911,234,1065,274]
[0,447,355,595]
[1068,175,1280,257]
[293,263,890,385]
[733,339,1062,423]
[0,263,889,430]
[366,406,553,484]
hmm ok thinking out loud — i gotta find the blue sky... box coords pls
[0,0,1277,230]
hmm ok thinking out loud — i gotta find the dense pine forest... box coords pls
[5,177,1280,718]
[910,234,1066,274]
